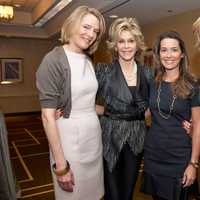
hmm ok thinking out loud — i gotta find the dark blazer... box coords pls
[95,60,149,171]
[96,60,149,118]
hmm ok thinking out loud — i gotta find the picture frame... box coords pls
[0,58,23,84]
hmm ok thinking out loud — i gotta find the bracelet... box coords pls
[52,160,70,176]
[189,161,199,169]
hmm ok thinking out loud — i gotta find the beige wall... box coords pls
[0,37,58,114]
[142,8,200,76]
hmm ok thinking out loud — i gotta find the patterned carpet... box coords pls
[5,113,154,200]
[5,113,198,200]
[6,114,54,200]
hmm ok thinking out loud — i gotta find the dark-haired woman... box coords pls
[141,31,200,200]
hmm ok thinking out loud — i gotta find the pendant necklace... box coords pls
[123,62,137,81]
[157,82,176,119]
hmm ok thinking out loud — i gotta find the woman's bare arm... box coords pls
[182,106,200,187]
[42,108,66,169]
[41,108,74,192]
[190,106,200,164]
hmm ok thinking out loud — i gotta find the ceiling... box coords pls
[0,0,200,39]
[0,0,40,12]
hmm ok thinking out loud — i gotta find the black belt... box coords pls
[104,112,142,121]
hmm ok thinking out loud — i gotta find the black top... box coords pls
[144,80,200,178]
[128,86,137,94]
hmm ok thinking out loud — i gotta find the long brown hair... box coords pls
[153,31,197,98]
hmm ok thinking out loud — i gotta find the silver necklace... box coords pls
[157,82,176,119]
[123,62,137,82]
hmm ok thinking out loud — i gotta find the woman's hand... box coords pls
[96,105,104,115]
[57,169,75,192]
[145,108,151,119]
[182,119,192,137]
[182,164,196,187]
[55,108,64,120]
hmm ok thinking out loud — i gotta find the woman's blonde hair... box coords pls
[61,6,106,54]
[193,17,200,50]
[107,17,146,58]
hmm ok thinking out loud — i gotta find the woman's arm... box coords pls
[190,106,200,165]
[41,108,74,192]
[42,108,66,168]
[182,106,200,187]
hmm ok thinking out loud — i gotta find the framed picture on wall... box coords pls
[0,58,23,84]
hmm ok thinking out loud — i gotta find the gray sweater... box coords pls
[36,46,72,118]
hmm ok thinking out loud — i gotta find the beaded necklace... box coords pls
[122,62,137,82]
[157,82,176,119]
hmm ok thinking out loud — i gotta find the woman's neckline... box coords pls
[63,45,86,58]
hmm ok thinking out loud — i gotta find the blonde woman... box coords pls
[96,17,149,200]
[36,6,105,200]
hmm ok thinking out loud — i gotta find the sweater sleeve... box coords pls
[36,54,64,109]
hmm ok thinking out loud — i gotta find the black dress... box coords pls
[142,80,200,200]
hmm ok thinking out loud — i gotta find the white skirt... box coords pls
[50,111,104,200]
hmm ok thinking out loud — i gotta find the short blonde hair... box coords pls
[61,6,106,54]
[193,17,200,50]
[107,17,146,57]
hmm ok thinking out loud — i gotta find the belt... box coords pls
[104,112,142,121]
